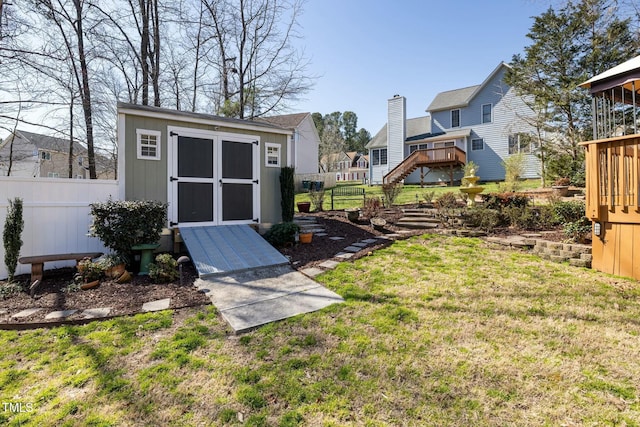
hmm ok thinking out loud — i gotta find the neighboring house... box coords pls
[319,151,369,182]
[259,112,320,174]
[366,62,540,185]
[117,102,292,229]
[0,130,116,179]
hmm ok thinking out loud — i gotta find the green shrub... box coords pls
[501,152,525,191]
[463,207,505,231]
[434,191,459,210]
[263,222,300,247]
[0,281,24,299]
[280,166,295,222]
[3,197,24,282]
[422,190,436,205]
[563,217,592,243]
[552,200,586,224]
[481,192,530,210]
[89,198,167,259]
[149,254,179,283]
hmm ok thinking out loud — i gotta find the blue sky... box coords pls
[290,0,552,134]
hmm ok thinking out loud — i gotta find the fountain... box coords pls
[459,167,484,206]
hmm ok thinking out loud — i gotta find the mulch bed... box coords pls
[0,206,570,326]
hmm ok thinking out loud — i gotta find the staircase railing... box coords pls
[383,147,466,184]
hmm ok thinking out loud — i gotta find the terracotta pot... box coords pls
[115,270,132,283]
[299,232,313,244]
[81,280,100,290]
[106,263,126,279]
[297,202,311,213]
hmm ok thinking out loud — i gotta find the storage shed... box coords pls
[579,56,640,280]
[117,103,292,231]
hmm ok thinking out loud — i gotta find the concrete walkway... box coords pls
[194,265,343,333]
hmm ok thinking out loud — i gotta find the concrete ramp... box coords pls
[194,265,344,333]
[179,225,289,278]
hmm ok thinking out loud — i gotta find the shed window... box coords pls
[41,151,51,161]
[451,109,460,128]
[137,129,161,160]
[265,143,281,167]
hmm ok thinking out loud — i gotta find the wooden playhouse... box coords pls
[580,55,640,280]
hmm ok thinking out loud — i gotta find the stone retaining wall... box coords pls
[531,240,592,268]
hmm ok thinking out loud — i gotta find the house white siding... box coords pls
[293,115,320,174]
[387,96,406,172]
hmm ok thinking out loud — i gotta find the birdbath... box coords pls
[459,171,484,206]
[132,243,160,275]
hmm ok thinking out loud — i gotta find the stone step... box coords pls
[397,216,440,224]
[395,221,440,230]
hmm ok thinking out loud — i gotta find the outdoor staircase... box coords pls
[395,208,441,230]
[383,147,466,185]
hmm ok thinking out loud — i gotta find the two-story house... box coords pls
[0,130,116,179]
[367,62,540,185]
[320,151,369,182]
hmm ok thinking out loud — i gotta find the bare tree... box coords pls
[201,0,313,119]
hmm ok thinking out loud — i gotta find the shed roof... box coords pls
[117,102,291,135]
[258,112,309,129]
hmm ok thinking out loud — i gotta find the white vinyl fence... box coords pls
[0,177,121,280]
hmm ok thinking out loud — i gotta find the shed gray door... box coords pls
[175,135,216,224]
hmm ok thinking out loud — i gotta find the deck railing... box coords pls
[582,133,640,223]
[383,147,466,185]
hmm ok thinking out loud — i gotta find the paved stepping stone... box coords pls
[343,246,361,252]
[315,233,328,237]
[142,298,171,312]
[329,236,345,241]
[45,310,77,320]
[352,242,368,247]
[82,308,112,319]
[0,309,7,315]
[335,252,354,260]
[12,308,43,318]
[301,267,324,278]
[361,239,378,244]
[319,260,340,269]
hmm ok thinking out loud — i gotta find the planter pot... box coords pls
[345,208,360,222]
[552,185,569,197]
[106,263,126,279]
[297,202,311,213]
[299,232,313,244]
[370,217,387,231]
[81,280,100,290]
[115,270,132,283]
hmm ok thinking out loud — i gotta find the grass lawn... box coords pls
[296,179,543,210]
[2,234,640,426]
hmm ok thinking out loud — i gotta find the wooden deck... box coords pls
[383,147,466,185]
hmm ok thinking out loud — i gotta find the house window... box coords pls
[451,109,460,128]
[433,141,455,148]
[471,138,484,151]
[41,151,51,161]
[508,133,535,154]
[78,156,83,166]
[76,175,84,179]
[372,148,387,166]
[482,104,492,124]
[136,129,161,160]
[265,143,281,167]
[409,143,428,153]
[47,172,59,178]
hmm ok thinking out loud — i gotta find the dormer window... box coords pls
[451,109,460,128]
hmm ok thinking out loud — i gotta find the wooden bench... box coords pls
[331,186,366,210]
[19,252,103,283]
